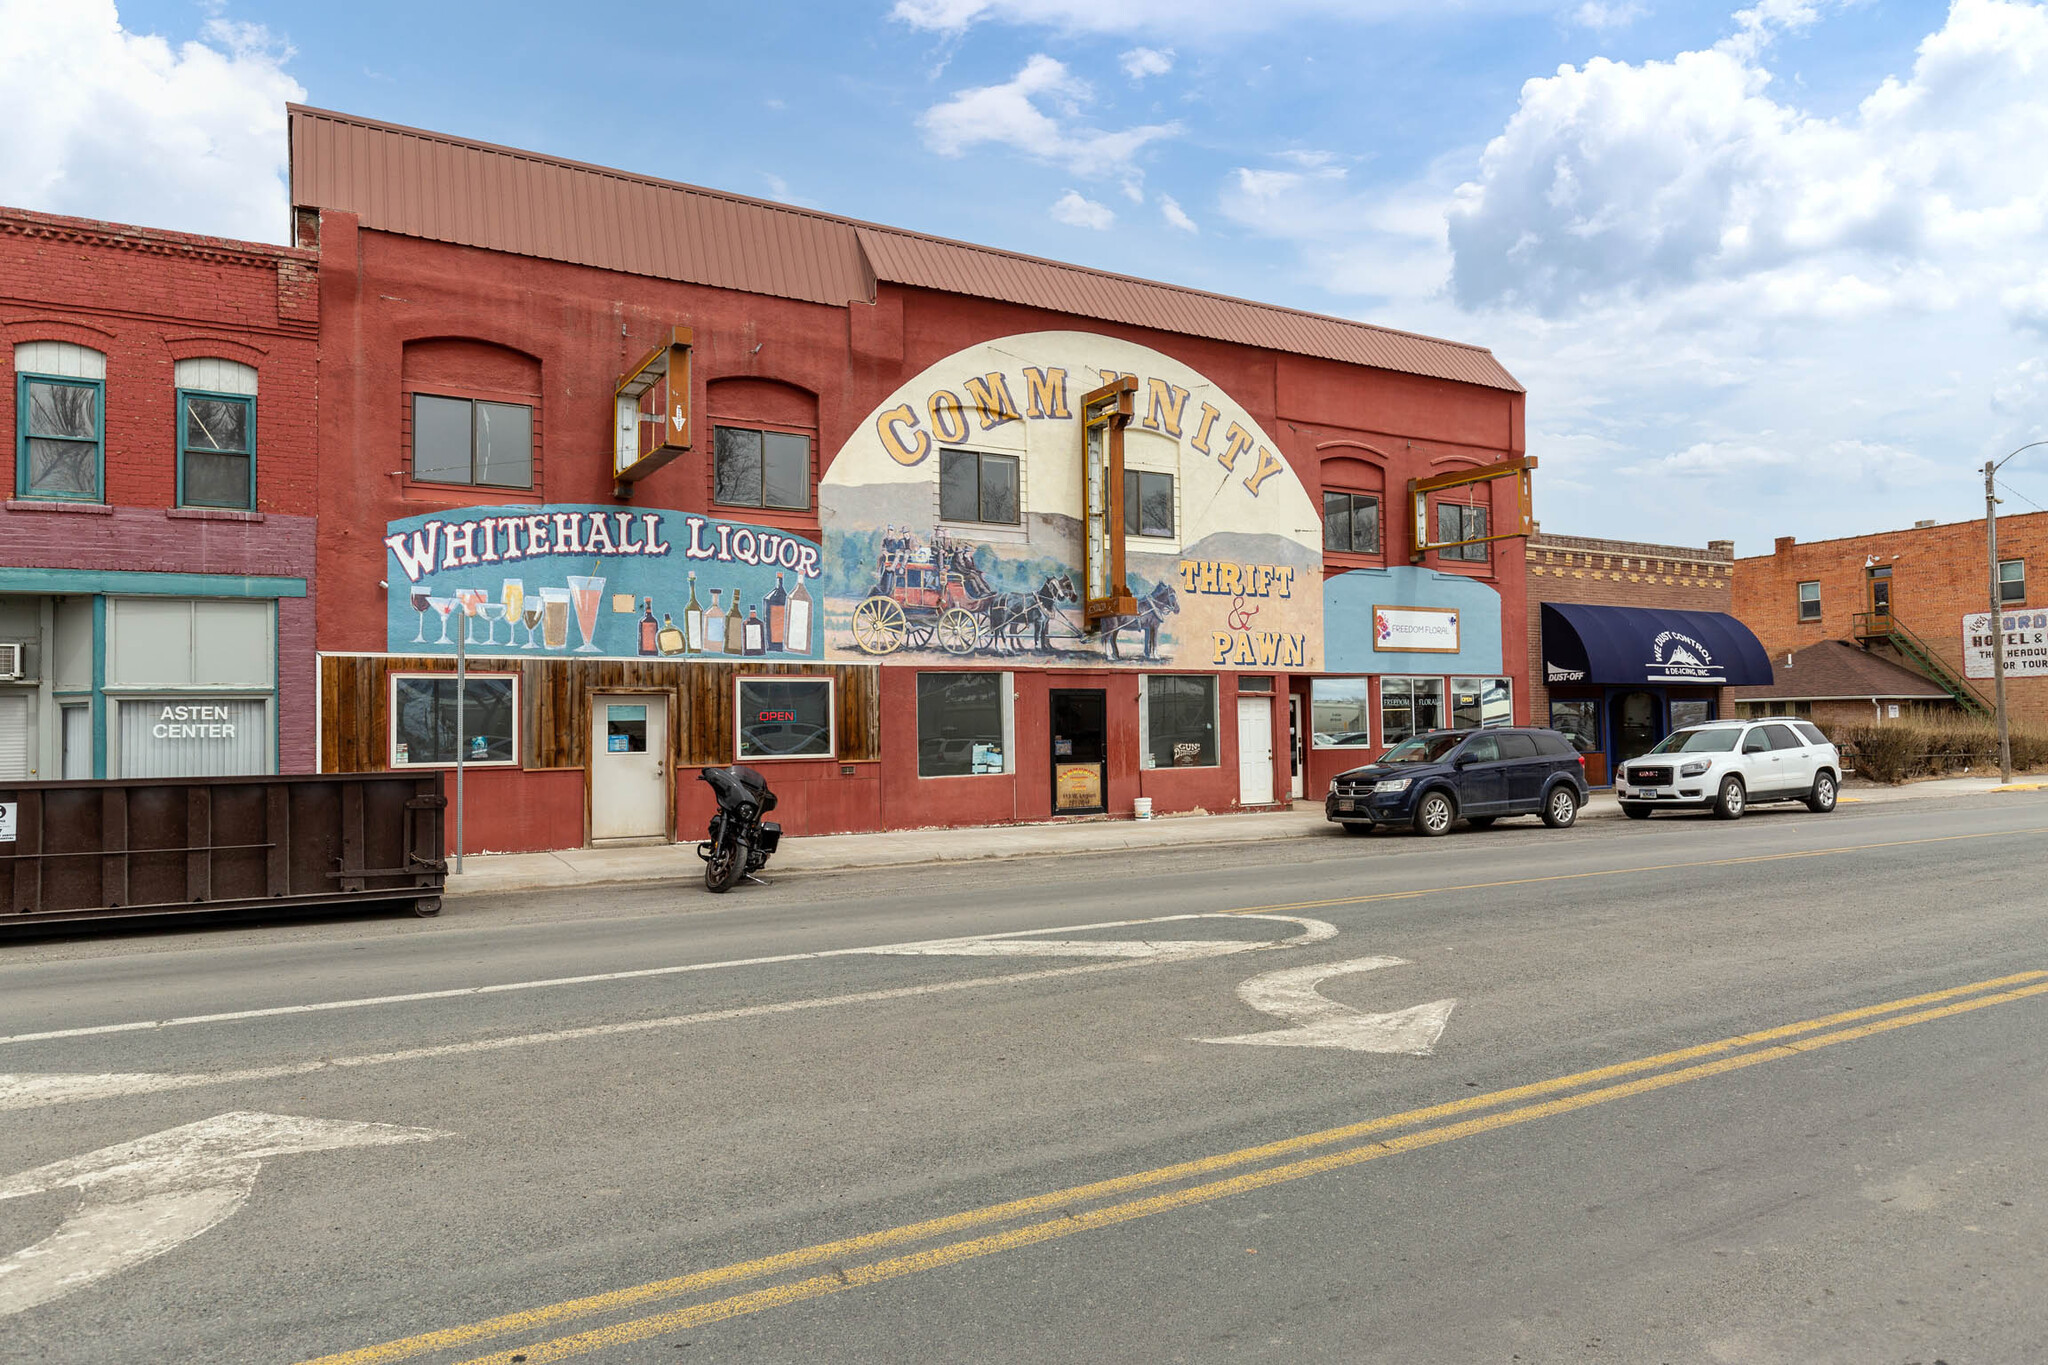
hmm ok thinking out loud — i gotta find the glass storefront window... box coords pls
[390,675,517,766]
[1311,678,1373,748]
[1451,677,1513,729]
[1549,699,1601,753]
[917,672,1010,776]
[1143,675,1217,768]
[735,676,835,760]
[1381,677,1444,747]
[1668,697,1714,730]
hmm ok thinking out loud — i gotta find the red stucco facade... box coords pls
[309,200,1530,850]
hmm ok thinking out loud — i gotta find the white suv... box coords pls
[1617,718,1841,820]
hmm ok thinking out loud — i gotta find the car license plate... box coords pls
[1336,799,1356,812]
[1631,788,1657,799]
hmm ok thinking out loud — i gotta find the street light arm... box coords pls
[1992,439,2048,473]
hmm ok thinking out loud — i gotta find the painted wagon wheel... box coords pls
[850,596,908,655]
[936,607,980,656]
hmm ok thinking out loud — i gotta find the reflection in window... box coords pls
[715,426,811,510]
[1142,675,1217,768]
[1380,676,1445,747]
[1322,492,1379,554]
[1436,501,1488,562]
[411,395,533,489]
[1668,697,1713,730]
[1999,559,2026,604]
[1549,698,1601,753]
[940,448,1021,525]
[20,377,102,499]
[1123,470,1174,538]
[736,677,834,759]
[1311,678,1373,748]
[180,392,255,509]
[1797,580,1821,621]
[916,672,1009,776]
[1451,676,1513,729]
[391,675,517,766]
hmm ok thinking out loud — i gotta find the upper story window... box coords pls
[1999,559,2026,604]
[1797,580,1822,621]
[412,395,533,489]
[14,341,105,502]
[1323,491,1380,555]
[175,358,257,510]
[1123,470,1174,538]
[715,425,811,511]
[1436,501,1488,562]
[940,447,1019,525]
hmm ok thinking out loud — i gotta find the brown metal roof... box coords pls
[288,105,1521,393]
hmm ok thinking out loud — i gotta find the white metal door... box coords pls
[1237,696,1274,806]
[590,694,669,841]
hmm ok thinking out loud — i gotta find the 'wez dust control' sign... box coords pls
[383,505,822,660]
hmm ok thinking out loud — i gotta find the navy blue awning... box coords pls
[1542,602,1772,687]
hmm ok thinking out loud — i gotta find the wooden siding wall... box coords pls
[320,656,881,773]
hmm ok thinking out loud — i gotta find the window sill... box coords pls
[6,498,112,515]
[1322,550,1385,571]
[402,479,543,506]
[168,507,265,523]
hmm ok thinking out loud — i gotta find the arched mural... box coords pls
[820,332,1323,669]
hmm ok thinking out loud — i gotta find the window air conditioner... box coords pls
[0,643,22,681]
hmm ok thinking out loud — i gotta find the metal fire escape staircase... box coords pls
[1851,611,1993,717]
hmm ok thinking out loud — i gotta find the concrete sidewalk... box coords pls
[443,772,2047,898]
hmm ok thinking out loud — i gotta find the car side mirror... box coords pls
[1453,754,1476,768]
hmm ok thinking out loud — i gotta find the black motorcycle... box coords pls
[696,765,781,892]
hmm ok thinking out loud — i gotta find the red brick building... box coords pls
[1525,530,1767,784]
[1732,514,2047,728]
[0,208,319,779]
[291,105,1534,852]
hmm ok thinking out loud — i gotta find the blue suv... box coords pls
[1325,727,1591,837]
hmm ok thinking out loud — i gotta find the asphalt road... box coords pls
[4,793,2047,1364]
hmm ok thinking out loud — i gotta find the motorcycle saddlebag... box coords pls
[756,822,783,854]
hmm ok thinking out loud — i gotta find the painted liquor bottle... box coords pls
[785,576,813,655]
[638,598,659,656]
[705,589,726,652]
[683,571,703,653]
[723,591,744,655]
[765,573,788,652]
[657,613,685,656]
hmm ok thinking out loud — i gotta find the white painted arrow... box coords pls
[1201,957,1457,1054]
[856,912,1336,962]
[0,1111,449,1316]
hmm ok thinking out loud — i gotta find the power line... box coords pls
[1997,477,2048,514]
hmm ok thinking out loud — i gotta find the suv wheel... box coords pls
[1807,770,1838,813]
[1714,775,1746,820]
[1542,786,1579,829]
[1414,791,1455,837]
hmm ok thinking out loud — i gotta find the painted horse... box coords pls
[1101,581,1180,661]
[988,572,1078,654]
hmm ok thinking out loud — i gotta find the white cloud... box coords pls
[1120,46,1175,79]
[1051,189,1116,228]
[918,54,1180,177]
[0,0,304,243]
[1572,0,1646,29]
[1159,194,1198,232]
[891,0,1540,33]
[1448,0,2048,317]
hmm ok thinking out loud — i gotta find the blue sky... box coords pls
[8,0,2048,553]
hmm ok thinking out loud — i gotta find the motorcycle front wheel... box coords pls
[704,840,744,893]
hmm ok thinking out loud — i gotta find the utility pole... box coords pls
[1986,460,2012,784]
[455,598,468,874]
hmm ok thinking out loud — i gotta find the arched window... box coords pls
[174,358,259,510]
[707,378,817,514]
[402,339,540,492]
[14,341,106,502]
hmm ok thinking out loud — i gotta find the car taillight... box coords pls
[1575,754,1586,766]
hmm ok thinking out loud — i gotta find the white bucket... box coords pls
[1132,796,1154,820]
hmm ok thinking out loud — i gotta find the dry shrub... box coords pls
[1816,713,2048,783]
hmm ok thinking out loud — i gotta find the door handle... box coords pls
[654,761,665,778]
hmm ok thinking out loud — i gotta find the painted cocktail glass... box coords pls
[427,596,458,646]
[540,587,571,650]
[500,580,525,645]
[480,601,507,645]
[409,585,433,643]
[455,588,488,644]
[567,575,606,653]
[521,597,544,649]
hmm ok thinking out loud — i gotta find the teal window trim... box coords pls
[0,568,305,598]
[91,594,107,779]
[175,387,257,511]
[15,371,105,502]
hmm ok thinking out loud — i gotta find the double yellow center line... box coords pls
[301,966,2048,1365]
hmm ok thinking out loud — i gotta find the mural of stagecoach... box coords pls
[819,331,1327,672]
